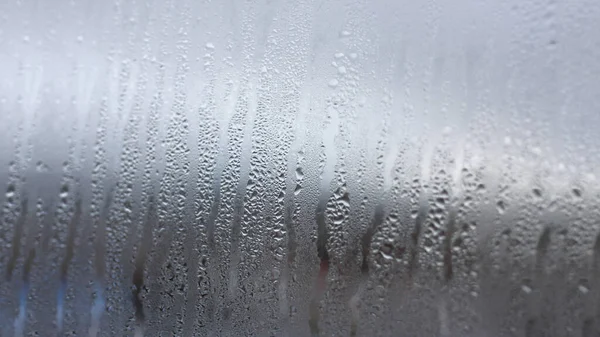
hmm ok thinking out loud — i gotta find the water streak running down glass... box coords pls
[0,0,599,336]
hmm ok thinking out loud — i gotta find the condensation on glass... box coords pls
[0,0,599,336]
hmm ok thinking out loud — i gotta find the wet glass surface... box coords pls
[0,0,599,336]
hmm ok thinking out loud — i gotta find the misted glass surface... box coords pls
[1,0,599,336]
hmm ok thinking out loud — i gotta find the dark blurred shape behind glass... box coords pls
[0,0,599,336]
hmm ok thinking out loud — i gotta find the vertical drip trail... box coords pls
[273,1,314,334]
[115,17,151,331]
[189,42,220,335]
[590,232,600,336]
[56,281,66,334]
[280,202,295,334]
[57,196,82,332]
[224,4,259,333]
[14,248,34,337]
[309,199,330,337]
[439,188,460,337]
[531,225,552,334]
[143,2,192,332]
[408,191,429,284]
[134,0,169,330]
[204,147,225,331]
[6,197,28,282]
[350,203,385,336]
[87,53,113,336]
[438,223,454,337]
[132,196,156,337]
[180,89,201,337]
[197,3,259,334]
[89,184,114,337]
[306,45,341,334]
[442,205,457,287]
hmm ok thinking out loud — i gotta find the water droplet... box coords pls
[496,200,506,214]
[423,237,435,252]
[379,242,394,260]
[337,66,346,75]
[295,167,304,180]
[205,42,215,49]
[328,79,339,88]
[60,184,69,199]
[6,184,16,199]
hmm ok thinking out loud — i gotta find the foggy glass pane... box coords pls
[1,0,599,336]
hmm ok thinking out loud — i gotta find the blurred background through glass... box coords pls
[0,0,599,336]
